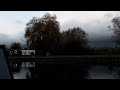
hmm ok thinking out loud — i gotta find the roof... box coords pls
[0,45,13,79]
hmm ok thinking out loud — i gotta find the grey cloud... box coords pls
[60,17,115,47]
[0,33,26,48]
[61,20,84,31]
[104,13,113,18]
[95,20,101,24]
[0,33,14,45]
[15,20,23,24]
[88,41,115,47]
[11,31,26,46]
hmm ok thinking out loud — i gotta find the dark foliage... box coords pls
[109,17,120,46]
[25,13,61,54]
[51,27,89,55]
[9,42,22,50]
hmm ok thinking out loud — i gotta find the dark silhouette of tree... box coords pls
[25,13,61,53]
[9,42,22,50]
[61,27,88,54]
[109,17,120,46]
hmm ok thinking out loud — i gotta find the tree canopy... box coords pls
[109,17,120,46]
[61,27,88,52]
[25,13,61,52]
[9,42,22,50]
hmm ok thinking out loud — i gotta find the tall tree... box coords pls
[25,13,61,52]
[9,42,22,50]
[109,17,120,46]
[61,27,88,52]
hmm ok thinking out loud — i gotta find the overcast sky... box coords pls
[0,11,120,47]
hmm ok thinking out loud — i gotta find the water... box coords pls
[87,65,120,79]
[13,67,31,79]
[13,62,35,79]
[12,63,120,79]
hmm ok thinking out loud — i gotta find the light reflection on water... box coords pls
[13,67,31,79]
[13,62,34,79]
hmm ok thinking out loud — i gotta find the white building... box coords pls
[21,50,35,55]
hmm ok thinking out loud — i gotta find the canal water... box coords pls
[13,67,31,79]
[12,62,120,79]
[13,62,35,79]
[87,65,120,79]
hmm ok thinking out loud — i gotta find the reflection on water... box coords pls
[13,67,31,79]
[12,62,120,79]
[12,62,35,79]
[87,65,120,79]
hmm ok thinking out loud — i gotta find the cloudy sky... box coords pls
[0,11,120,47]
